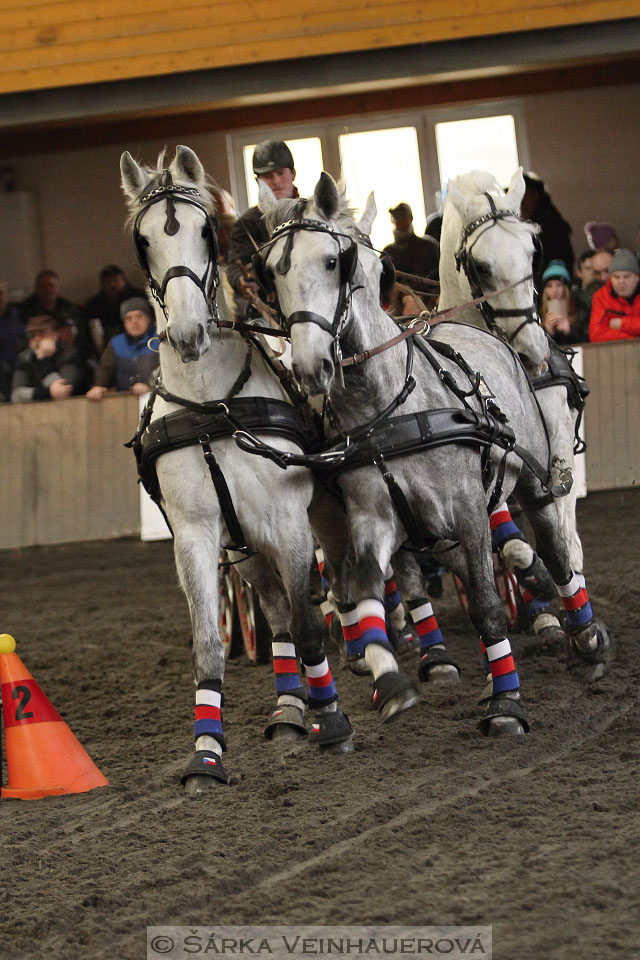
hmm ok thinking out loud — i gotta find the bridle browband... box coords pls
[132,168,221,328]
[455,191,540,345]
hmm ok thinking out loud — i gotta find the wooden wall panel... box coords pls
[0,0,637,94]
[0,394,141,549]
[582,340,640,491]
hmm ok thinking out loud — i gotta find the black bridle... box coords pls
[132,168,220,326]
[455,192,540,345]
[251,217,358,341]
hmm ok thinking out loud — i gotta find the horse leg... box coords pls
[392,549,460,684]
[517,486,610,668]
[275,530,354,750]
[452,511,529,736]
[490,501,565,646]
[345,526,420,721]
[235,555,308,744]
[171,522,229,793]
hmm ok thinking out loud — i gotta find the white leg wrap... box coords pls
[501,538,535,570]
[365,643,398,681]
[195,735,222,756]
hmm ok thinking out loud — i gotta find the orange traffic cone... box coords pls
[0,634,109,799]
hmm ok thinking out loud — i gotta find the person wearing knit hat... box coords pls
[589,248,640,342]
[539,259,580,345]
[584,221,619,253]
[87,297,157,400]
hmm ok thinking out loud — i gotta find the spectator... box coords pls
[226,140,299,318]
[574,251,595,290]
[19,270,81,328]
[589,249,640,342]
[382,203,439,282]
[520,173,574,283]
[11,315,91,403]
[82,264,147,358]
[584,221,619,253]
[0,279,26,396]
[575,247,613,337]
[86,298,158,400]
[539,260,581,345]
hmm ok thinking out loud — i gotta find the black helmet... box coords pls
[252,140,294,175]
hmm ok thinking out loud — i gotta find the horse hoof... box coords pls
[417,648,461,684]
[569,620,611,664]
[372,671,420,721]
[309,707,354,747]
[180,750,228,789]
[264,704,307,741]
[478,694,529,736]
[536,623,566,649]
[347,656,370,677]
[487,715,526,736]
[183,774,226,795]
[320,736,355,754]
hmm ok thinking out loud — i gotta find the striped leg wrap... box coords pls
[356,598,394,653]
[303,656,338,707]
[315,547,334,626]
[272,634,306,701]
[195,679,225,750]
[556,572,593,630]
[337,601,363,659]
[408,597,443,653]
[490,502,524,548]
[383,564,402,614]
[482,637,519,693]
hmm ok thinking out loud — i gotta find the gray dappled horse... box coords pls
[120,147,353,792]
[256,173,610,734]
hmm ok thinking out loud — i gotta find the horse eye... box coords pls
[326,257,337,271]
[475,262,490,276]
[201,226,211,239]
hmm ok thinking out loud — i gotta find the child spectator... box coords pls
[11,315,91,402]
[86,298,157,399]
[539,260,582,345]
[589,249,640,342]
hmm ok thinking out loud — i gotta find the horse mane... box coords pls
[122,149,218,230]
[448,169,540,238]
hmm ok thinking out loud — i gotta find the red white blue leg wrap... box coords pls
[303,656,338,707]
[194,679,225,750]
[408,597,444,652]
[490,502,523,547]
[337,601,363,659]
[356,598,394,653]
[272,635,306,701]
[481,637,520,694]
[556,572,593,630]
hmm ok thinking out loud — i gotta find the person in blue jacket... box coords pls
[86,297,157,400]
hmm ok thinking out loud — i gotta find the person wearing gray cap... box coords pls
[589,248,640,342]
[226,140,298,317]
[86,297,157,399]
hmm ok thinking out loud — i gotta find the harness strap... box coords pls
[374,456,439,552]
[200,439,252,555]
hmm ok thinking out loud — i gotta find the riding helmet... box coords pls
[252,140,294,175]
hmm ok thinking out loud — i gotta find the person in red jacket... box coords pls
[589,248,640,342]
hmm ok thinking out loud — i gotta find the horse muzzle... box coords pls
[292,356,335,396]
[166,320,209,363]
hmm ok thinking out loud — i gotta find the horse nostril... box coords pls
[196,322,206,348]
[321,358,334,384]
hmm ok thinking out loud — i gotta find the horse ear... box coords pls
[357,191,377,236]
[120,152,148,198]
[505,167,525,211]
[257,179,278,218]
[446,179,468,218]
[314,172,339,219]
[173,145,205,185]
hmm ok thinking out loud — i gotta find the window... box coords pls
[339,127,426,251]
[435,114,520,189]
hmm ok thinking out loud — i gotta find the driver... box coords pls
[226,140,299,318]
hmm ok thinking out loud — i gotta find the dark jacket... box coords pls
[382,232,439,280]
[225,206,270,292]
[0,303,26,370]
[82,284,147,348]
[11,342,91,402]
[530,194,575,282]
[19,294,82,326]
[93,327,158,391]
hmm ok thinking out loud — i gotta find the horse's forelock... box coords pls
[122,152,217,231]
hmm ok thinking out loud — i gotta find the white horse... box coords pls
[256,173,610,735]
[120,146,353,792]
[440,169,584,573]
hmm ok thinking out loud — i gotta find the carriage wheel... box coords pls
[453,553,523,632]
[231,570,271,664]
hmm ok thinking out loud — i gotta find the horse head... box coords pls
[444,168,549,374]
[120,145,219,363]
[258,173,365,395]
